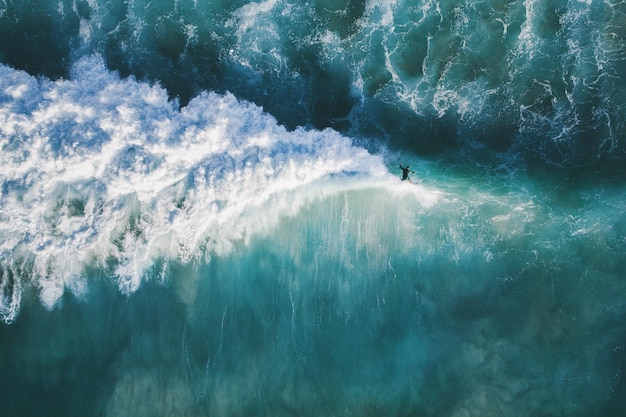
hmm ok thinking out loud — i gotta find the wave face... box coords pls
[1,1,626,416]
[0,55,393,319]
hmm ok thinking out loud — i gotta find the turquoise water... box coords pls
[1,0,626,416]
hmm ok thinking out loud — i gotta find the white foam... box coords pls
[230,0,278,31]
[0,55,437,316]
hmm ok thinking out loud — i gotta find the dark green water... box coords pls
[1,0,626,416]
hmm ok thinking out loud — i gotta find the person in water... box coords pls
[399,164,415,182]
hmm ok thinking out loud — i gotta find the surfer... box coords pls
[399,164,415,182]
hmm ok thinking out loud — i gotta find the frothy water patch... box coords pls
[0,55,413,321]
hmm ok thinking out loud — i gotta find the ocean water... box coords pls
[1,0,626,416]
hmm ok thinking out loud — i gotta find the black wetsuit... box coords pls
[400,164,413,181]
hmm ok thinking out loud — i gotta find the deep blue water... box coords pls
[1,0,626,416]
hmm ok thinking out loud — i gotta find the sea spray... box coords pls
[0,56,397,321]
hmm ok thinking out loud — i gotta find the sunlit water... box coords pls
[1,0,626,416]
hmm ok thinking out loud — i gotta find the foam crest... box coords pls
[0,55,398,319]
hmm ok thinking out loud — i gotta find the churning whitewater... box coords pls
[0,56,407,319]
[1,0,626,416]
